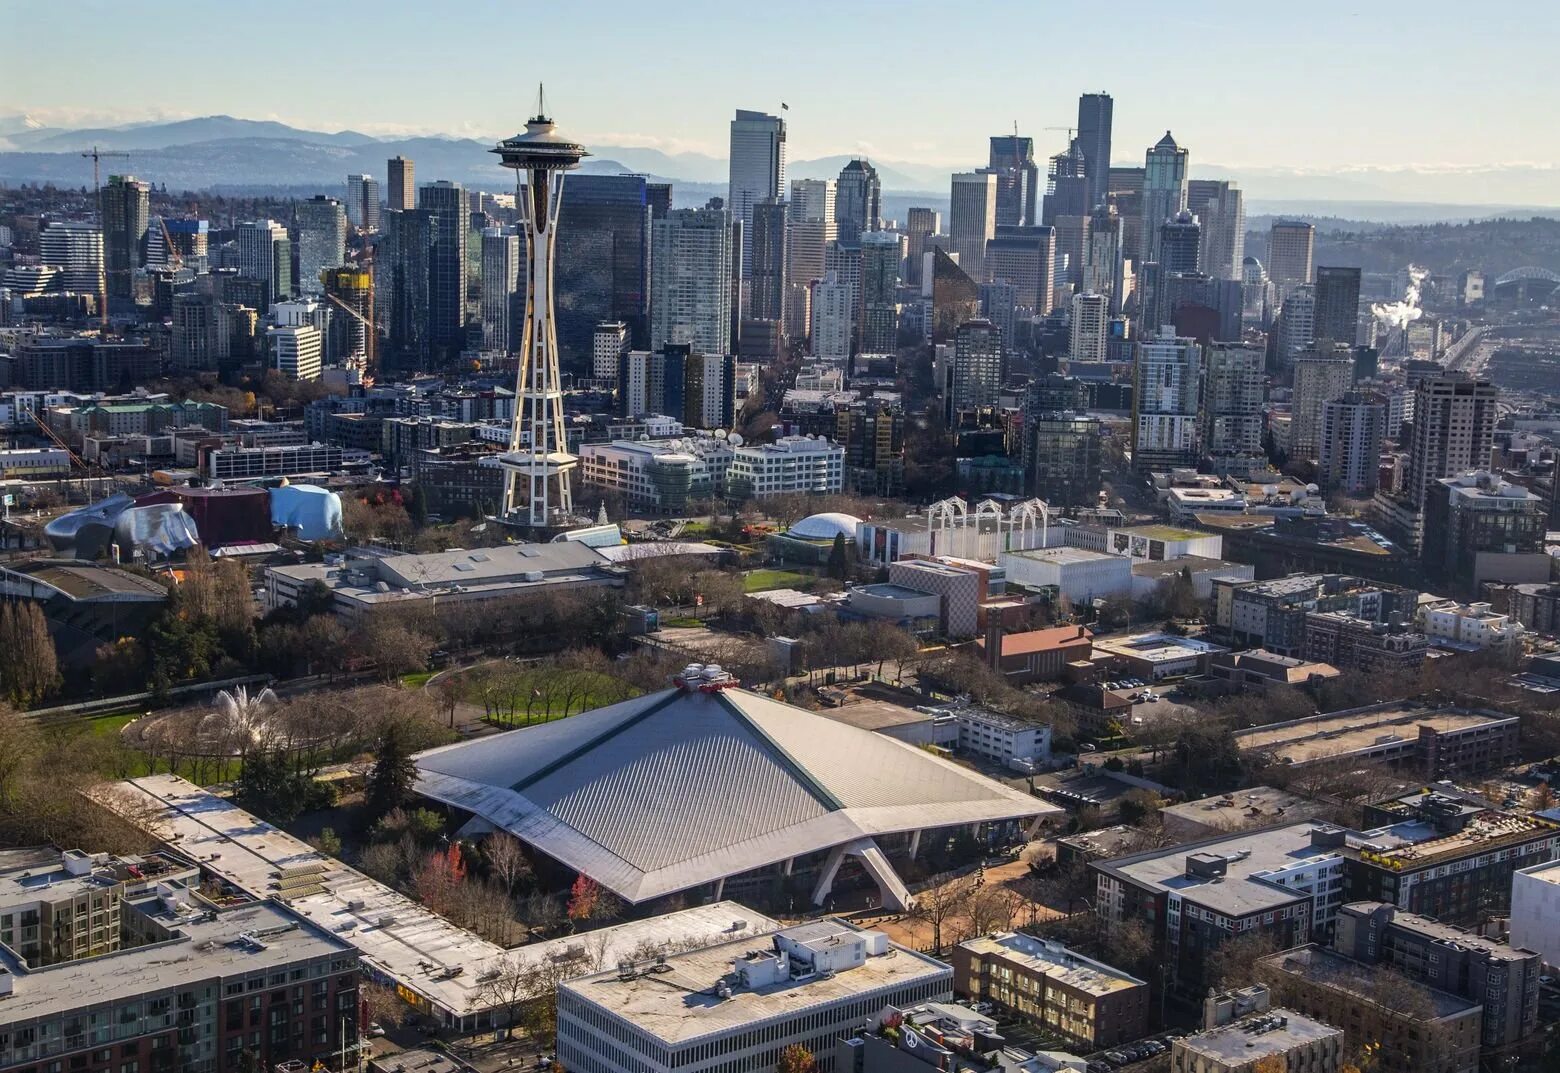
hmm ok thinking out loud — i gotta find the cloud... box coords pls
[576,130,721,156]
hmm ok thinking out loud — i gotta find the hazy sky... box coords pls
[8,0,1558,170]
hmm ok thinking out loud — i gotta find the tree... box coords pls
[364,718,421,821]
[310,827,343,857]
[566,874,602,927]
[777,1044,817,1073]
[828,533,851,580]
[0,601,60,706]
[1117,788,1163,826]
[360,981,409,1031]
[908,875,973,954]
[1204,929,1282,992]
[485,832,532,896]
[351,616,433,682]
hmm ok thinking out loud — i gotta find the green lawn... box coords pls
[400,670,439,688]
[743,568,814,592]
[454,665,641,728]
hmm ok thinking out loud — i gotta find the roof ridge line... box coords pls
[714,691,846,812]
[512,689,684,792]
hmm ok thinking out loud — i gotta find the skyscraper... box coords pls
[749,197,788,324]
[1314,266,1363,347]
[320,267,374,374]
[1077,93,1114,213]
[988,134,1039,227]
[949,172,998,281]
[810,271,853,361]
[380,208,434,369]
[417,180,468,360]
[728,109,786,287]
[556,173,652,355]
[786,179,836,338]
[950,319,1003,419]
[1041,139,1089,225]
[1275,284,1316,369]
[236,219,291,307]
[387,156,415,211]
[1290,347,1355,460]
[1083,205,1124,311]
[1141,132,1189,264]
[101,174,149,313]
[903,207,940,286]
[492,104,588,526]
[1187,179,1245,281]
[1027,413,1102,505]
[651,201,734,355]
[834,159,881,246]
[1158,211,1202,274]
[983,224,1056,316]
[345,174,380,231]
[1267,220,1315,299]
[930,249,981,343]
[859,230,903,354]
[1131,328,1202,472]
[295,196,347,297]
[1069,292,1107,363]
[1405,373,1499,513]
[592,321,628,381]
[480,226,521,353]
[1319,390,1386,496]
[1201,342,1267,472]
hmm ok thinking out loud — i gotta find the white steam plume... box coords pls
[1372,264,1430,329]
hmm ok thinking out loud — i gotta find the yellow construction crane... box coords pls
[79,145,131,335]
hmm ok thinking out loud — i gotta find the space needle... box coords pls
[492,88,588,529]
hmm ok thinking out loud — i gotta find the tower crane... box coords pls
[79,145,130,335]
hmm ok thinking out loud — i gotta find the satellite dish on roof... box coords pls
[728,433,744,447]
[715,429,728,439]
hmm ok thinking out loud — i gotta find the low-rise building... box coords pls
[1129,555,1254,601]
[1106,524,1223,562]
[953,932,1148,1050]
[578,437,732,514]
[1232,703,1519,778]
[927,702,1051,769]
[1171,985,1344,1073]
[1213,573,1419,658]
[844,583,942,638]
[1417,600,1526,654]
[1302,610,1426,673]
[999,547,1132,603]
[725,435,845,499]
[557,920,953,1073]
[1505,583,1560,635]
[976,625,1093,684]
[201,441,346,480]
[1091,631,1228,680]
[890,558,984,639]
[1159,787,1332,842]
[1205,649,1340,690]
[0,447,72,478]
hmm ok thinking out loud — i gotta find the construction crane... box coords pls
[79,145,130,335]
[155,215,183,272]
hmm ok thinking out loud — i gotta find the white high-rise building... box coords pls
[1131,328,1202,472]
[295,196,346,296]
[1291,348,1355,460]
[1069,291,1108,363]
[1276,284,1316,368]
[1188,179,1245,281]
[271,324,323,381]
[809,271,853,361]
[236,219,291,306]
[1319,390,1386,496]
[345,174,380,231]
[949,172,997,280]
[38,220,104,295]
[651,203,734,355]
[593,321,629,381]
[728,110,786,284]
[480,226,521,353]
[1267,220,1315,300]
[786,179,836,338]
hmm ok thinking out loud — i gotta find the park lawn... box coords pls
[400,670,439,688]
[743,568,814,592]
[461,666,640,728]
[83,712,140,738]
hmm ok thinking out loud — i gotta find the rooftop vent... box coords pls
[674,663,740,692]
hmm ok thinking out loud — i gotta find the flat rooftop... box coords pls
[958,932,1144,996]
[97,775,779,1019]
[1259,945,1479,1021]
[1004,546,1120,565]
[1112,524,1208,542]
[1160,787,1329,830]
[1131,556,1249,580]
[1352,812,1555,867]
[560,922,950,1045]
[816,698,940,733]
[2,560,169,601]
[1233,705,1516,766]
[1093,632,1226,661]
[0,896,351,1023]
[1178,1008,1340,1066]
[1348,902,1536,963]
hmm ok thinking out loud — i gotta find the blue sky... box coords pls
[7,0,1558,171]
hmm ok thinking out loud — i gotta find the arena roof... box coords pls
[786,512,863,541]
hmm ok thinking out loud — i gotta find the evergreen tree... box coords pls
[828,533,850,580]
[365,720,420,820]
[0,602,60,707]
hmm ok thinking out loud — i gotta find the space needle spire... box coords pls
[492,89,588,528]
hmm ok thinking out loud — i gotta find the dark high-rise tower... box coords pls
[381,208,434,369]
[556,173,652,355]
[102,174,149,314]
[1142,131,1189,264]
[1042,138,1089,225]
[416,180,468,361]
[834,159,881,246]
[988,135,1039,226]
[1314,265,1362,348]
[749,197,788,323]
[1158,211,1202,274]
[1077,92,1114,212]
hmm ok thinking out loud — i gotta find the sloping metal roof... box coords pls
[415,687,1057,903]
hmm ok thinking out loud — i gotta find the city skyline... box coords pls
[4,0,1557,183]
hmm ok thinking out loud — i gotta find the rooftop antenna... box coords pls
[536,83,546,120]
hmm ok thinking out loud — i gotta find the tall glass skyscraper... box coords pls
[727,109,786,286]
[102,174,149,313]
[651,202,733,355]
[416,180,468,361]
[556,173,651,359]
[1077,93,1114,213]
[834,159,881,246]
[1141,132,1189,265]
[381,208,434,370]
[749,197,788,323]
[988,135,1039,227]
[295,195,347,296]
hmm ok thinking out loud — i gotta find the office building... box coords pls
[387,155,414,210]
[984,224,1055,315]
[271,323,323,380]
[859,231,902,355]
[1403,373,1498,512]
[988,134,1040,226]
[749,197,788,324]
[954,933,1147,1051]
[949,319,1003,418]
[950,172,998,281]
[556,173,652,356]
[319,266,373,373]
[1026,412,1102,505]
[1069,291,1107,362]
[480,226,521,353]
[651,202,734,355]
[101,174,149,312]
[559,921,951,1073]
[1421,472,1550,594]
[835,159,882,245]
[344,173,380,230]
[1314,266,1362,346]
[787,178,837,337]
[1082,205,1123,310]
[1141,131,1189,263]
[379,208,433,368]
[1186,179,1244,281]
[1051,210,1090,290]
[38,219,104,300]
[235,219,291,307]
[929,249,981,343]
[1131,329,1202,472]
[1172,986,1343,1073]
[1267,220,1315,299]
[1319,390,1386,496]
[1201,342,1266,471]
[1158,210,1201,273]
[1041,138,1089,224]
[592,321,629,381]
[618,344,735,430]
[903,207,940,286]
[1291,348,1355,460]
[1275,284,1316,368]
[728,109,787,287]
[416,180,468,360]
[580,436,731,513]
[294,195,346,297]
[1076,92,1113,212]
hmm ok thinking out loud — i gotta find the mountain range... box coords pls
[1,114,1556,217]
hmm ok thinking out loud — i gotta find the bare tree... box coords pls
[908,875,975,954]
[485,832,532,897]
